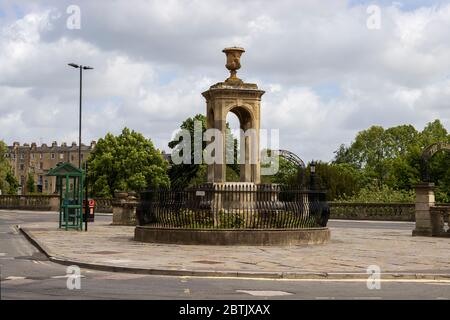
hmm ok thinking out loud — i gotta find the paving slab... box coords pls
[18,219,450,279]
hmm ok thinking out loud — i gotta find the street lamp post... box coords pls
[68,63,93,231]
[309,161,316,191]
[68,63,93,168]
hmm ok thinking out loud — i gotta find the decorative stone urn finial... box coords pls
[222,47,245,85]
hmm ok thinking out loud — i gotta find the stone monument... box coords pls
[202,47,265,183]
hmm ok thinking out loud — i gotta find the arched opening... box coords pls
[225,106,256,183]
[225,111,240,182]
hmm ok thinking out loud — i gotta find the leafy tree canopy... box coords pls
[0,141,18,195]
[333,119,450,202]
[87,128,170,197]
[168,114,240,188]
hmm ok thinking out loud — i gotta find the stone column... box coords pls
[412,183,435,236]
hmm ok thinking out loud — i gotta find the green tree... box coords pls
[26,173,35,194]
[0,141,18,195]
[5,171,19,195]
[168,114,208,188]
[306,162,365,200]
[168,114,240,188]
[87,128,170,197]
[338,181,415,203]
[333,119,450,202]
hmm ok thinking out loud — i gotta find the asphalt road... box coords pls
[0,211,449,300]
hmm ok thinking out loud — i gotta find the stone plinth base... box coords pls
[134,226,330,246]
[112,192,138,226]
[412,229,433,237]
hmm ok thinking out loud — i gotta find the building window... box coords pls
[31,153,35,160]
[20,153,24,159]
[40,153,43,159]
[71,155,74,161]
[51,153,55,159]
[59,153,64,160]
[44,179,48,190]
[12,154,15,159]
[39,162,43,170]
[38,175,43,185]
[20,176,25,186]
[20,164,24,171]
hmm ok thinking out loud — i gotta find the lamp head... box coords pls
[310,161,316,174]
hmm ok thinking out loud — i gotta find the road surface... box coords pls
[0,211,448,300]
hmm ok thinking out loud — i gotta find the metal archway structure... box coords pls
[278,149,306,169]
[277,149,306,185]
[421,142,450,181]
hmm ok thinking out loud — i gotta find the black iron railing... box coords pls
[136,184,329,229]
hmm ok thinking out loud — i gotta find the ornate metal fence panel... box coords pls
[137,184,329,229]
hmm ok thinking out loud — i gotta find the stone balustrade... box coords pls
[0,195,59,211]
[0,195,113,213]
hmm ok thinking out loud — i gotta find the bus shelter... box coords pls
[47,162,84,231]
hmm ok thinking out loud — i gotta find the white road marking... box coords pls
[236,290,293,297]
[6,276,27,280]
[93,274,147,280]
[10,225,19,234]
[51,275,85,279]
[182,276,450,283]
[329,219,413,225]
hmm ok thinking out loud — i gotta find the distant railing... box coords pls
[137,184,330,229]
[329,202,415,221]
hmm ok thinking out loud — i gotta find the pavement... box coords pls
[1,210,450,299]
[10,210,450,279]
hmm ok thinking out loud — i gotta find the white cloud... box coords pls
[0,0,450,162]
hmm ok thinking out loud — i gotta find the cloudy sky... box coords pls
[1,0,450,162]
